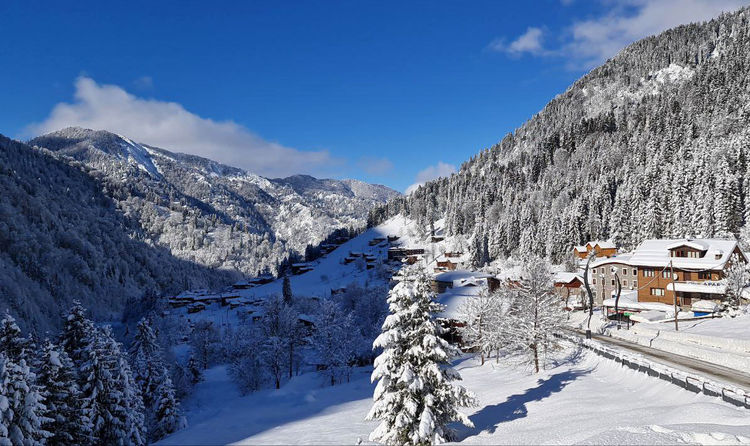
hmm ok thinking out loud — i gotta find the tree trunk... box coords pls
[532,343,539,373]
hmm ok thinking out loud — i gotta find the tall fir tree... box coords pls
[37,340,91,445]
[367,266,475,445]
[0,353,50,445]
[0,311,30,363]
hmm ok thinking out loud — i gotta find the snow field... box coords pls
[160,347,750,445]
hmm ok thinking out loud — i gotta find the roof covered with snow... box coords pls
[554,272,583,284]
[590,253,634,268]
[575,240,617,252]
[629,239,743,270]
[435,286,483,320]
[434,269,494,283]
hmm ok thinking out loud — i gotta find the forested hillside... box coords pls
[370,7,750,264]
[0,135,236,331]
[30,128,399,277]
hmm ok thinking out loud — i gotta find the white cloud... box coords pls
[357,156,394,176]
[27,77,341,178]
[405,162,456,194]
[490,27,545,56]
[490,0,748,68]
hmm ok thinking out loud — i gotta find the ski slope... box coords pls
[159,347,750,445]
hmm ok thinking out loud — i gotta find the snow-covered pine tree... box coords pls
[151,373,186,440]
[59,301,97,368]
[367,265,476,445]
[97,326,146,445]
[129,318,164,409]
[282,276,293,305]
[129,317,185,441]
[0,311,30,363]
[501,257,564,373]
[0,353,50,445]
[37,340,91,446]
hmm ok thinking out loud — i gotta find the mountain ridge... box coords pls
[29,127,400,277]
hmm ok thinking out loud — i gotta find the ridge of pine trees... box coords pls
[369,7,750,264]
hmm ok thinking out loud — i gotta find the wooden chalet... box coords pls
[574,240,618,259]
[436,259,458,271]
[388,247,425,261]
[321,243,337,254]
[369,237,386,246]
[291,263,314,275]
[628,239,747,307]
[387,235,400,243]
[553,272,585,310]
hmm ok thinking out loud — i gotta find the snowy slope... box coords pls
[160,348,750,445]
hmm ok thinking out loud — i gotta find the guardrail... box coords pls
[558,332,750,409]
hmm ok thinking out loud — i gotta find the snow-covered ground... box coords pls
[160,347,750,445]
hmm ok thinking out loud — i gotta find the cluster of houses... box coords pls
[555,238,748,320]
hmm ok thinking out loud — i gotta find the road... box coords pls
[565,328,750,392]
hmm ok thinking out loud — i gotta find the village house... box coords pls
[579,238,747,310]
[553,272,585,309]
[291,262,315,275]
[387,247,425,261]
[628,239,746,307]
[432,270,495,294]
[574,240,618,260]
[588,254,637,306]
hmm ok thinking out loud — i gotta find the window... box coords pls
[592,278,597,285]
[633,280,637,287]
[621,268,627,275]
[643,268,655,277]
[650,288,665,296]
[632,269,637,276]
[683,272,691,281]
[623,280,628,286]
[698,272,711,280]
[591,268,597,274]
[611,279,615,286]
[662,270,671,278]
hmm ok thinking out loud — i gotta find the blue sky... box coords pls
[1,0,746,191]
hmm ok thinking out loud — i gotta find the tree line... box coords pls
[0,303,184,445]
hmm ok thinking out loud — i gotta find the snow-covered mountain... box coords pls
[0,134,236,331]
[30,127,400,276]
[371,6,750,264]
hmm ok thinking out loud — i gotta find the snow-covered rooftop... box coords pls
[434,269,494,283]
[589,253,634,268]
[574,240,616,252]
[435,286,483,320]
[629,238,742,270]
[553,272,583,284]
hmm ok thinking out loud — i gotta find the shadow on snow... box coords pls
[455,350,592,441]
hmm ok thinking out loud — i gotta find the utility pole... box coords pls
[671,260,678,331]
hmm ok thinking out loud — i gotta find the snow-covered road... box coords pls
[566,328,750,392]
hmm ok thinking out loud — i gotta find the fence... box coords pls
[559,333,750,409]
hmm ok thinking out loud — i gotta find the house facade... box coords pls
[587,255,637,306]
